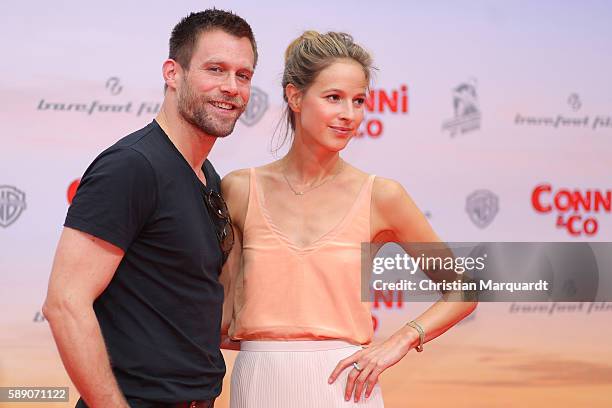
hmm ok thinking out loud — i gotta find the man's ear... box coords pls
[285,83,302,113]
[162,59,182,91]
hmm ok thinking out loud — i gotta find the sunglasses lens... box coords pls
[204,189,234,264]
[208,192,229,218]
[222,227,234,253]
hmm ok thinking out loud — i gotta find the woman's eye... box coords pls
[354,98,365,106]
[326,95,340,102]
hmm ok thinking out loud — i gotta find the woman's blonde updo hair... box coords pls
[273,30,375,152]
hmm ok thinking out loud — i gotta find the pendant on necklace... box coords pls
[295,191,304,196]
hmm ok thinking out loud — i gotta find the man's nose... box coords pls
[220,74,239,96]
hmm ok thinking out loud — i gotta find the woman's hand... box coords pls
[328,326,419,402]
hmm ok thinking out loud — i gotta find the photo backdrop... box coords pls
[1,1,611,407]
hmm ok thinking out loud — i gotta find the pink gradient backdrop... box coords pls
[1,1,611,407]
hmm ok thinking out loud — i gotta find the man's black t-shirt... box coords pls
[65,120,225,402]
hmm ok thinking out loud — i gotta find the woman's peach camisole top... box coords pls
[228,168,375,345]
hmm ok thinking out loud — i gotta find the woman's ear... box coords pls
[285,83,302,113]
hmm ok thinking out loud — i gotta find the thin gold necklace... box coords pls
[282,161,345,196]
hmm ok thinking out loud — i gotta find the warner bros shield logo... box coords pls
[239,86,269,127]
[0,185,27,228]
[466,189,498,228]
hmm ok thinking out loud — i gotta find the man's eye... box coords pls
[208,67,222,72]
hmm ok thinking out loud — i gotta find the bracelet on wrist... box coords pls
[406,320,425,352]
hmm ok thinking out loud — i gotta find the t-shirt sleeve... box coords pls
[64,147,157,251]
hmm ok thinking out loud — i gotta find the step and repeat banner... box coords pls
[1,1,611,407]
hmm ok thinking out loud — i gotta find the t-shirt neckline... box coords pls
[152,119,214,192]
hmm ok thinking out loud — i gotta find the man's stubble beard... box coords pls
[177,78,246,138]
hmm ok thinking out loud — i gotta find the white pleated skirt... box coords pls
[230,340,384,408]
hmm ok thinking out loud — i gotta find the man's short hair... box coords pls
[169,9,258,70]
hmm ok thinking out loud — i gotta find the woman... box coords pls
[220,31,476,407]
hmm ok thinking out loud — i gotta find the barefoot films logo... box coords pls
[515,93,612,130]
[37,77,161,117]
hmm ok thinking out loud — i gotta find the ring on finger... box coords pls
[353,362,364,372]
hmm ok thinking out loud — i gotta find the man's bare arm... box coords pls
[43,227,129,408]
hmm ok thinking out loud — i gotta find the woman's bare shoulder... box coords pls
[253,160,283,177]
[221,161,282,202]
[372,176,408,204]
[221,169,252,229]
[221,168,251,196]
[341,162,370,184]
[342,164,403,198]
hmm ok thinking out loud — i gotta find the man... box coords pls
[43,9,257,408]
